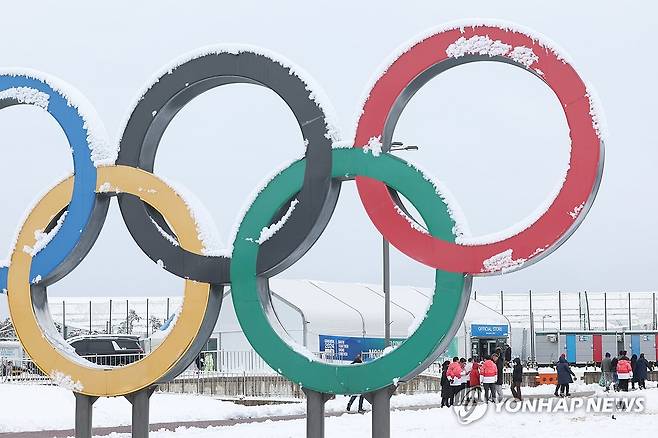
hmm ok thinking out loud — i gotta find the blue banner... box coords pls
[470,324,508,337]
[319,335,403,362]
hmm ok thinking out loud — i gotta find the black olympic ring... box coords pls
[116,51,340,284]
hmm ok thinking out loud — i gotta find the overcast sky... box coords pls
[0,1,656,318]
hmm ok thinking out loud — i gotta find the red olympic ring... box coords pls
[354,24,603,275]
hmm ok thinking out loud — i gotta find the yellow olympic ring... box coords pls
[7,166,211,396]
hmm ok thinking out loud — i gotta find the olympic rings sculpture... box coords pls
[0,22,604,397]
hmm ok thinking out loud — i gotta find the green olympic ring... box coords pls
[231,148,471,394]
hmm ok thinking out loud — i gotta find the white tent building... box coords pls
[41,280,511,368]
[216,279,510,356]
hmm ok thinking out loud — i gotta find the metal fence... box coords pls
[160,368,444,400]
[0,349,446,399]
[474,290,658,331]
[0,358,49,384]
[160,370,304,399]
[43,297,182,339]
[215,349,273,372]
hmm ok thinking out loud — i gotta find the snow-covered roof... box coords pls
[265,279,507,339]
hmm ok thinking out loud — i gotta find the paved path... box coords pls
[0,391,596,438]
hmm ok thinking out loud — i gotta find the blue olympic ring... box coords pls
[0,74,99,291]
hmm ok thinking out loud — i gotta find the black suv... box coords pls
[67,335,144,366]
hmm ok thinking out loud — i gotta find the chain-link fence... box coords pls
[474,290,657,331]
[44,297,182,339]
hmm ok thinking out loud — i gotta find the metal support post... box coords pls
[74,392,98,438]
[146,298,150,336]
[628,292,632,329]
[302,388,333,438]
[383,237,391,347]
[125,386,156,438]
[558,290,562,330]
[62,301,67,340]
[604,292,607,330]
[364,384,397,438]
[529,290,534,362]
[651,292,656,330]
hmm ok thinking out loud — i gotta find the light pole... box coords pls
[384,142,419,347]
[542,314,552,331]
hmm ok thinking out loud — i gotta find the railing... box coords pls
[0,358,49,384]
[161,370,305,400]
[160,368,444,400]
[0,350,449,392]
[79,353,145,367]
[216,350,273,372]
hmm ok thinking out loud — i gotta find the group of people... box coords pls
[345,347,654,412]
[440,347,522,407]
[601,350,650,392]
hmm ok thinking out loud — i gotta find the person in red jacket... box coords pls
[480,354,499,403]
[466,356,482,404]
[447,357,464,405]
[616,351,632,392]
[470,357,481,387]
[616,351,632,410]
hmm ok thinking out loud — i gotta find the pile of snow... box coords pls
[482,249,526,273]
[22,211,68,257]
[362,136,382,157]
[256,199,299,245]
[0,86,50,108]
[49,371,83,392]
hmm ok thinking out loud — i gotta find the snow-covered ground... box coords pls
[0,384,439,433]
[1,383,656,436]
